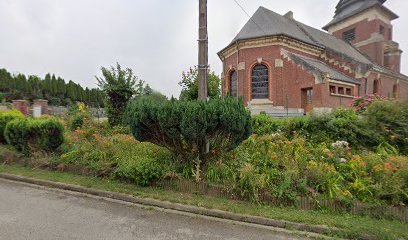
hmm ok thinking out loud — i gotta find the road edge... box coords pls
[0,172,343,239]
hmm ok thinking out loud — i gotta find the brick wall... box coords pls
[12,100,29,116]
[223,45,321,108]
[399,81,408,100]
[332,19,391,43]
[331,17,402,72]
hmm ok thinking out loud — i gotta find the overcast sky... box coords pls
[0,0,407,97]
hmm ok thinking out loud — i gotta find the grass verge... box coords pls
[0,163,406,240]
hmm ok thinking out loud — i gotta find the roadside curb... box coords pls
[0,173,342,239]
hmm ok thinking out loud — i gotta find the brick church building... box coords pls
[218,0,408,115]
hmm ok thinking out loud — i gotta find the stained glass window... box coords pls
[251,64,269,99]
[230,70,237,97]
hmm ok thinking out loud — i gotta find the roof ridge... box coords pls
[289,17,324,48]
[282,49,360,85]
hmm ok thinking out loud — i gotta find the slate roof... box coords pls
[230,7,317,46]
[226,7,372,66]
[323,0,398,30]
[286,51,361,85]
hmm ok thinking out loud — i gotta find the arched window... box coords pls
[373,79,380,95]
[251,64,269,99]
[229,70,237,97]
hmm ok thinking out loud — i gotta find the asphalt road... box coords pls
[0,179,310,240]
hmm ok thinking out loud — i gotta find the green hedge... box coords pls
[0,110,25,143]
[252,108,381,149]
[5,117,64,154]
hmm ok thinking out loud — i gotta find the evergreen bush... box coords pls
[5,117,64,154]
[4,118,29,152]
[0,110,25,143]
[125,97,252,167]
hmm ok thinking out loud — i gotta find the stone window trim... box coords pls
[329,85,336,94]
[247,60,273,102]
[338,86,345,95]
[329,83,355,98]
[225,67,237,96]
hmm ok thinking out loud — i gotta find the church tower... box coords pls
[324,0,402,72]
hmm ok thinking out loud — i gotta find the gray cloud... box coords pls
[0,0,407,97]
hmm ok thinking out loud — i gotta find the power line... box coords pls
[231,0,267,35]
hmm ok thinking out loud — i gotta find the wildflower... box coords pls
[360,161,367,167]
[271,156,277,159]
[384,163,398,171]
[339,158,347,163]
[331,141,349,148]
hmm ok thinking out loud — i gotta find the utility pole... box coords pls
[198,0,208,100]
[197,0,209,176]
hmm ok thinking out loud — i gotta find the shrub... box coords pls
[68,102,91,131]
[364,100,408,155]
[5,117,64,154]
[114,156,165,186]
[252,108,383,150]
[0,110,25,143]
[110,125,131,135]
[351,95,387,113]
[28,118,65,151]
[212,132,408,205]
[70,113,86,130]
[125,97,252,168]
[61,130,173,183]
[4,118,29,152]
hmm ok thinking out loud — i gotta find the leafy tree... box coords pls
[96,63,137,126]
[134,80,155,98]
[48,97,62,106]
[178,66,221,101]
[135,79,146,97]
[144,84,153,95]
